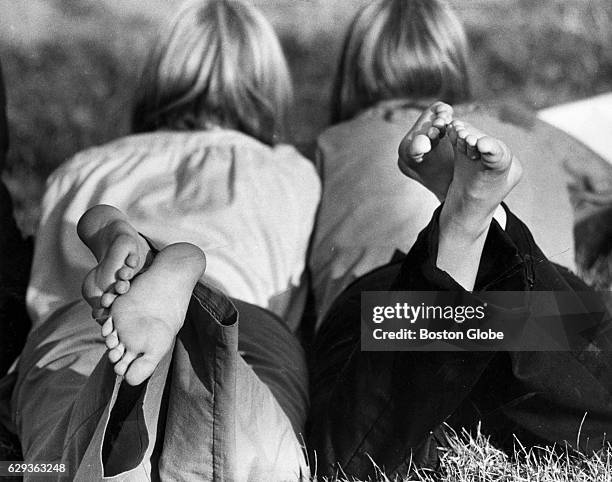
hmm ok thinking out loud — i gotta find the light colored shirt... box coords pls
[27,129,321,331]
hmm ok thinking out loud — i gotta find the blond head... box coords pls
[132,0,292,145]
[332,0,472,123]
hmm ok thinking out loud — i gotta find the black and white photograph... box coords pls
[0,0,612,480]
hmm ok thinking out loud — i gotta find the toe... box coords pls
[114,351,138,377]
[105,329,120,349]
[433,110,453,128]
[427,126,441,140]
[431,116,447,130]
[115,280,130,294]
[466,134,479,147]
[117,266,133,281]
[433,101,453,115]
[124,356,157,386]
[101,316,114,337]
[477,137,518,175]
[409,134,432,160]
[399,132,428,163]
[125,253,140,269]
[100,292,117,308]
[456,129,468,154]
[476,136,504,159]
[108,343,125,363]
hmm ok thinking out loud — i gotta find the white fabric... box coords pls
[26,129,320,331]
[539,93,612,165]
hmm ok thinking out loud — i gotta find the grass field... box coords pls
[1,0,612,480]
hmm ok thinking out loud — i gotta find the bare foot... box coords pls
[398,101,454,200]
[398,114,522,289]
[443,120,523,233]
[433,120,523,289]
[78,205,151,320]
[107,242,206,386]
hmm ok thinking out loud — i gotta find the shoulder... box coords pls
[317,116,364,153]
[317,105,411,158]
[221,131,320,184]
[48,134,152,184]
[269,143,322,198]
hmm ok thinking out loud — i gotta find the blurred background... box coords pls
[0,0,611,235]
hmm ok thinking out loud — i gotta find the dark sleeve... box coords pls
[391,204,529,292]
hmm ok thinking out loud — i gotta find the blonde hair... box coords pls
[331,0,472,123]
[132,0,292,145]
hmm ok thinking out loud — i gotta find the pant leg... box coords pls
[309,205,612,478]
[308,262,496,478]
[155,283,308,481]
[233,299,309,437]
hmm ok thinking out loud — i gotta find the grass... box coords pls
[1,1,612,480]
[319,425,612,481]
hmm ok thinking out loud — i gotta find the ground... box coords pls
[326,425,612,481]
